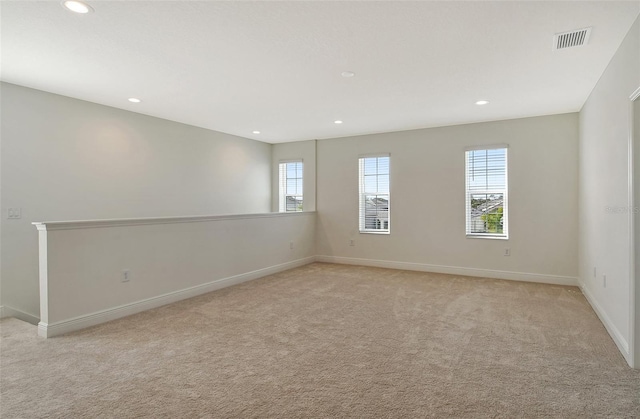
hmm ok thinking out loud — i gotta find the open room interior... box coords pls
[1,1,640,417]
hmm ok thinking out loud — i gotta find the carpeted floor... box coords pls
[1,263,639,418]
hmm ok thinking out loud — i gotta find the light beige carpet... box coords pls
[1,263,639,418]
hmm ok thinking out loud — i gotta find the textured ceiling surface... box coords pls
[2,1,639,143]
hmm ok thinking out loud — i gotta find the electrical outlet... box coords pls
[504,248,510,256]
[350,239,355,246]
[7,208,22,219]
[289,241,294,250]
[603,275,606,288]
[122,269,131,283]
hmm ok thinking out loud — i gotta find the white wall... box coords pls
[271,140,316,212]
[1,82,272,320]
[316,114,579,284]
[35,212,316,336]
[578,16,640,365]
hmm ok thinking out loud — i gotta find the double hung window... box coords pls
[359,155,390,233]
[465,146,508,238]
[279,160,303,212]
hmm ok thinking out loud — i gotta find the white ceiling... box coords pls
[2,1,639,144]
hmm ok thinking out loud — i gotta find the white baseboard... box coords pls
[579,281,631,365]
[316,255,578,286]
[38,256,316,338]
[0,305,40,325]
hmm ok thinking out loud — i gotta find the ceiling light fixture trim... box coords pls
[62,0,94,14]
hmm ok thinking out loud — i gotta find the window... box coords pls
[465,146,508,238]
[359,155,390,233]
[279,160,303,212]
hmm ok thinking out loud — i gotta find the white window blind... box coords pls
[359,155,390,233]
[465,147,508,238]
[279,160,303,212]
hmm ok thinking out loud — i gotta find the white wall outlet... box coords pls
[349,239,355,246]
[122,269,131,283]
[289,241,294,249]
[7,208,22,219]
[504,248,510,256]
[603,274,606,288]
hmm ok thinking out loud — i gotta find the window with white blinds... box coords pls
[279,160,303,212]
[465,146,508,238]
[359,155,390,233]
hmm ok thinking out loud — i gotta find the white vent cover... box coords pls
[553,27,592,50]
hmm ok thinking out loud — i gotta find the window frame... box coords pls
[278,159,304,213]
[464,145,509,240]
[358,154,391,234]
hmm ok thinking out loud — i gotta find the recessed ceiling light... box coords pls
[341,71,355,78]
[475,100,489,105]
[334,120,343,124]
[128,98,141,103]
[62,0,93,14]
[252,131,261,134]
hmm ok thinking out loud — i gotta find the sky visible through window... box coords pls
[363,157,389,195]
[467,148,506,191]
[285,162,303,197]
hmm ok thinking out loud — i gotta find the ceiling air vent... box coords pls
[553,27,592,51]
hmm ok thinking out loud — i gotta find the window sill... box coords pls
[360,230,390,235]
[466,234,509,240]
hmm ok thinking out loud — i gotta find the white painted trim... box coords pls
[32,211,316,231]
[0,305,40,325]
[580,282,631,365]
[628,92,635,367]
[38,256,316,338]
[278,158,304,164]
[358,152,391,158]
[630,86,640,368]
[38,227,49,325]
[316,255,578,286]
[464,143,509,151]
